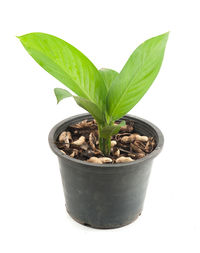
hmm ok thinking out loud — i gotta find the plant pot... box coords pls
[48,113,164,229]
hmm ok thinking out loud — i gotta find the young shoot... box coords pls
[18,32,169,155]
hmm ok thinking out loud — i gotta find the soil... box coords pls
[56,119,156,164]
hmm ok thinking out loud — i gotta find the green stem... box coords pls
[99,135,111,156]
[98,124,111,156]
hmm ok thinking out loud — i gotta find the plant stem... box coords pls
[98,123,111,155]
[99,135,111,156]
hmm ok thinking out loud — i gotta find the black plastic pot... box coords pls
[48,114,164,229]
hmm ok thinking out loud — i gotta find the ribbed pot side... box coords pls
[49,114,164,229]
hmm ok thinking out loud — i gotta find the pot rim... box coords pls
[48,113,164,168]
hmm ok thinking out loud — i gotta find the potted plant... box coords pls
[18,32,168,228]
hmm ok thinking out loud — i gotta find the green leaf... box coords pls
[53,87,104,124]
[74,96,104,124]
[17,33,106,110]
[107,32,169,121]
[54,88,72,103]
[100,120,125,138]
[99,68,118,91]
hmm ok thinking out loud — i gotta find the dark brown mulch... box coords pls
[55,119,156,164]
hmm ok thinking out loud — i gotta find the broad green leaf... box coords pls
[107,32,169,121]
[54,88,72,103]
[17,33,106,109]
[100,121,125,138]
[99,68,118,91]
[74,96,104,124]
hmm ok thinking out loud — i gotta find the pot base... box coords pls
[66,208,142,229]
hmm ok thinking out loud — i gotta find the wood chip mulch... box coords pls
[56,119,156,164]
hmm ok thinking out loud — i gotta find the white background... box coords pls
[0,0,200,252]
